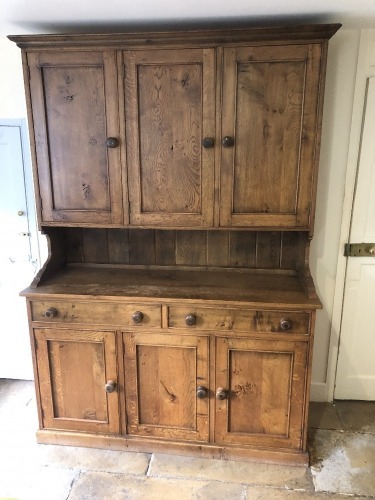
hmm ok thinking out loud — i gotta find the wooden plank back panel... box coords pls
[64,228,307,270]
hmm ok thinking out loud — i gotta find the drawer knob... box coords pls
[185,313,197,326]
[106,137,119,148]
[44,307,58,319]
[202,137,215,149]
[196,386,208,399]
[132,311,144,324]
[222,136,235,148]
[280,318,293,331]
[216,387,228,400]
[105,380,116,393]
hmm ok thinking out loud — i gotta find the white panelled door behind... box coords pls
[0,124,35,379]
[335,77,375,400]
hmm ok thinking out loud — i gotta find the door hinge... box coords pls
[344,242,375,257]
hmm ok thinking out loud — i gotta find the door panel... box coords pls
[335,76,375,399]
[0,124,35,379]
[124,332,209,441]
[220,44,322,228]
[34,328,119,433]
[215,337,307,449]
[27,51,123,224]
[124,49,215,227]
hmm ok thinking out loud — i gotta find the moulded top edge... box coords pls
[8,23,341,49]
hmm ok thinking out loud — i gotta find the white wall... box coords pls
[0,38,26,118]
[310,29,361,400]
[0,29,362,399]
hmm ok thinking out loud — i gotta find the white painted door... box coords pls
[0,124,37,380]
[335,77,375,400]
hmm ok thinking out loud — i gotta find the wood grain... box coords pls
[124,332,209,441]
[215,337,307,449]
[125,49,215,227]
[34,328,119,434]
[27,51,123,224]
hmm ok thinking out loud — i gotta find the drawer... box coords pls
[168,306,310,335]
[30,300,161,328]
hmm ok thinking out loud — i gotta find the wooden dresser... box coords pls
[10,23,340,465]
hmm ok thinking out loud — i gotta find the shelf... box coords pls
[21,265,321,310]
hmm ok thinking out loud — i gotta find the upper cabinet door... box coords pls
[27,51,123,225]
[124,49,215,227]
[219,44,323,229]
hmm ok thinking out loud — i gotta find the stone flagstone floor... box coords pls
[0,379,374,499]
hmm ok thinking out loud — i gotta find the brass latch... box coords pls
[344,243,375,257]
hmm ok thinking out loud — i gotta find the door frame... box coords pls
[0,118,41,270]
[326,30,375,401]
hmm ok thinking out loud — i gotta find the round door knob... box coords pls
[369,247,375,256]
[222,136,234,148]
[17,210,24,216]
[185,313,197,326]
[132,311,144,324]
[280,318,293,331]
[44,307,58,319]
[105,380,116,393]
[106,137,119,148]
[216,387,228,400]
[196,386,208,399]
[202,137,215,149]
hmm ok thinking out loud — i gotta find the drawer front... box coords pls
[30,300,161,328]
[168,306,310,335]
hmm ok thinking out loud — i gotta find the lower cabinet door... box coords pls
[124,332,209,442]
[34,328,120,434]
[215,337,308,450]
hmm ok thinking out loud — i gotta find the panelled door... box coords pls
[27,51,123,224]
[124,49,215,227]
[124,332,209,442]
[215,337,308,450]
[219,44,323,229]
[335,75,375,400]
[34,328,120,433]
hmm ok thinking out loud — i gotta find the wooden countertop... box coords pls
[21,265,322,310]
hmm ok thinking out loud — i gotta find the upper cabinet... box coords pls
[14,25,339,230]
[219,44,323,228]
[27,51,123,224]
[124,49,215,227]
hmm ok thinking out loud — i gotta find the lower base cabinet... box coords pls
[30,302,313,464]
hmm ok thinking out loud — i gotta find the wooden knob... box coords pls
[132,311,144,324]
[106,137,119,148]
[202,137,214,148]
[216,387,228,400]
[280,318,293,331]
[44,307,57,319]
[196,386,208,399]
[222,136,234,148]
[185,313,197,326]
[105,380,116,393]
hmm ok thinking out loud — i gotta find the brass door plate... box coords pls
[344,243,375,257]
